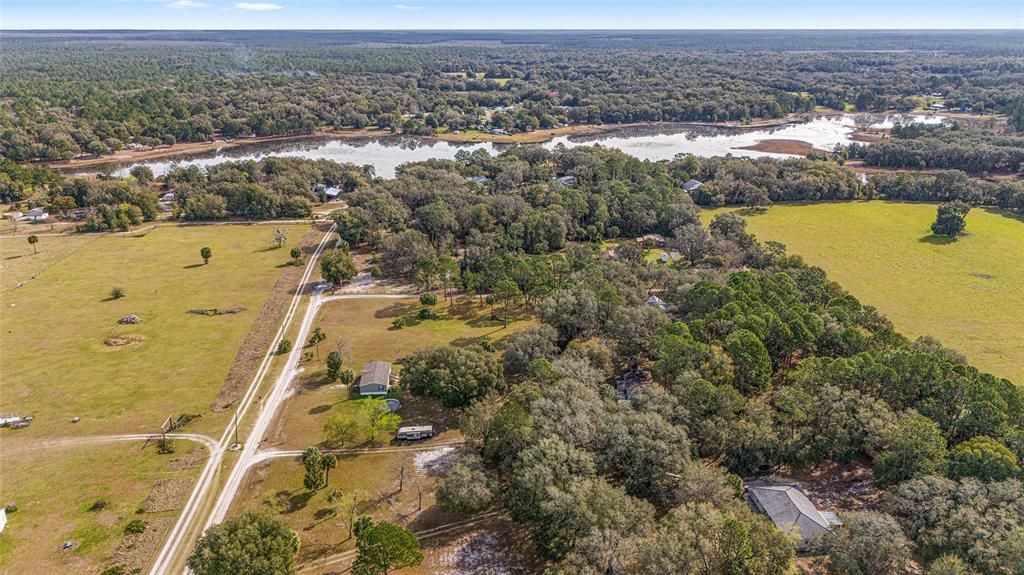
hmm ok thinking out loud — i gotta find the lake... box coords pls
[112,114,944,179]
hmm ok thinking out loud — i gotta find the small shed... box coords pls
[745,482,842,546]
[554,175,577,186]
[396,425,434,440]
[159,192,176,203]
[323,187,342,200]
[359,361,392,396]
[682,179,703,192]
[467,175,490,185]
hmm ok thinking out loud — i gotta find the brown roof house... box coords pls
[359,361,392,396]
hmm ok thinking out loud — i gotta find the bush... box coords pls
[124,519,148,535]
[391,317,406,329]
[276,339,293,355]
[89,499,109,512]
[417,307,438,320]
[419,293,438,306]
[110,287,125,299]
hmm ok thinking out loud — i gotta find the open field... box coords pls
[268,296,533,449]
[0,439,205,574]
[0,233,99,294]
[0,224,310,438]
[701,202,1024,382]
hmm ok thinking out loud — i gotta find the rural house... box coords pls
[359,361,392,396]
[644,294,670,310]
[635,233,666,247]
[682,179,703,192]
[745,481,842,546]
[25,208,49,221]
[467,175,490,185]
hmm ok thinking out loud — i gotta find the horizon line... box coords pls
[2,27,1022,32]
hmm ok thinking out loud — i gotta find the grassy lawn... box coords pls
[0,233,99,294]
[0,439,204,574]
[232,447,464,564]
[0,224,310,438]
[700,202,1024,382]
[268,296,532,449]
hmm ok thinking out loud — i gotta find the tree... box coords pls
[320,247,357,286]
[819,512,912,575]
[308,327,326,360]
[129,165,154,184]
[187,511,299,575]
[322,453,337,485]
[401,346,505,407]
[302,447,327,492]
[435,455,496,514]
[501,324,559,375]
[273,229,287,248]
[419,292,437,306]
[947,435,1020,481]
[323,414,359,447]
[931,200,971,237]
[289,247,303,265]
[276,339,293,355]
[723,328,772,394]
[326,351,343,381]
[492,278,521,327]
[27,234,38,254]
[874,411,948,485]
[361,398,401,442]
[321,245,358,284]
[200,246,212,264]
[927,555,975,575]
[351,519,423,575]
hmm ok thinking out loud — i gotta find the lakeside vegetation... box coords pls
[2,30,1022,163]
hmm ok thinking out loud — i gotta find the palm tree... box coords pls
[322,453,337,484]
[27,235,38,254]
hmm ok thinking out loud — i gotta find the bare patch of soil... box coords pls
[103,334,146,347]
[165,446,207,471]
[776,460,881,512]
[738,139,816,155]
[211,225,327,411]
[109,517,173,574]
[141,478,194,513]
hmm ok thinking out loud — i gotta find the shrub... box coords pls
[124,519,148,535]
[276,339,293,355]
[417,308,438,320]
[419,293,438,306]
[391,317,406,329]
[110,287,125,299]
[89,499,108,512]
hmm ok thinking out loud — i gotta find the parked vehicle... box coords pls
[396,425,434,441]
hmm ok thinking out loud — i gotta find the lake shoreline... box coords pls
[48,113,827,173]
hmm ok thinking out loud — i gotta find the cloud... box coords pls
[168,0,208,7]
[235,2,283,10]
[394,4,424,9]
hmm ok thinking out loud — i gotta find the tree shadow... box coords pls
[254,245,282,253]
[276,489,313,514]
[918,234,958,245]
[4,255,23,261]
[182,263,205,269]
[373,302,417,319]
[309,404,332,415]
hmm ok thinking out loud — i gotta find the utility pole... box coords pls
[233,409,240,446]
[399,460,405,492]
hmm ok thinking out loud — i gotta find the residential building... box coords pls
[359,361,392,396]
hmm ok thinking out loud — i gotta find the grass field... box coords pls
[701,202,1024,382]
[268,296,532,449]
[0,233,99,294]
[232,446,462,564]
[0,223,309,437]
[0,439,204,574]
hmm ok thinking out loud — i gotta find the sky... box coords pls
[1,0,1022,30]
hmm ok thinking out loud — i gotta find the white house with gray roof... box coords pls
[359,361,392,396]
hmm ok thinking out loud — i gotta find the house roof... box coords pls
[682,179,703,191]
[746,483,831,541]
[360,361,391,389]
[27,208,47,215]
[645,294,669,310]
[323,187,342,198]
[467,175,490,185]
